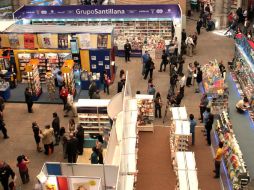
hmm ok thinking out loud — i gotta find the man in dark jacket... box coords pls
[25,87,33,113]
[66,133,78,163]
[159,50,168,72]
[52,112,60,145]
[124,40,132,62]
[205,109,214,146]
[76,125,84,155]
[0,161,15,190]
[117,79,125,93]
[88,81,97,99]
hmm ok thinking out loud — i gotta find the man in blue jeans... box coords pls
[141,51,149,76]
[189,114,197,145]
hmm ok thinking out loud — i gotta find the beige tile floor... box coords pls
[0,17,235,190]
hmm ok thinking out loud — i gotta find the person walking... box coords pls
[154,92,162,118]
[25,87,33,113]
[185,35,195,57]
[124,40,131,62]
[40,125,54,155]
[0,110,8,139]
[66,133,78,163]
[103,71,110,95]
[32,122,42,152]
[144,57,155,80]
[205,109,214,146]
[186,63,194,86]
[90,146,99,164]
[52,112,60,145]
[56,71,64,91]
[199,94,209,122]
[189,114,197,145]
[88,80,97,99]
[59,86,68,110]
[68,118,76,132]
[142,51,149,75]
[170,70,178,94]
[16,155,30,184]
[0,96,5,112]
[174,37,179,56]
[64,92,77,117]
[76,125,84,155]
[179,73,186,97]
[214,141,224,178]
[196,18,203,35]
[147,84,156,98]
[60,127,69,159]
[159,50,168,72]
[0,161,16,190]
[196,67,203,93]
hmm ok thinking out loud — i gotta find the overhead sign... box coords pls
[14,4,181,19]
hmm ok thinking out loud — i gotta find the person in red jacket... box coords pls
[59,86,69,110]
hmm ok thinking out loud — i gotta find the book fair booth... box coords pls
[36,72,139,190]
[0,23,115,102]
[13,4,183,58]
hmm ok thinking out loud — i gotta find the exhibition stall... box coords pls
[38,72,138,190]
[233,34,254,122]
[214,111,250,189]
[169,106,199,190]
[13,4,182,57]
[0,24,115,102]
[136,94,154,132]
[76,99,111,149]
[201,60,229,115]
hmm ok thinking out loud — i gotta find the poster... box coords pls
[97,34,108,48]
[79,34,91,49]
[58,34,69,49]
[29,0,63,5]
[69,177,101,190]
[24,33,35,49]
[40,34,52,48]
[8,34,20,48]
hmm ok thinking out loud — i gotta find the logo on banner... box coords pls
[41,10,47,14]
[76,9,125,15]
[150,9,155,14]
[156,9,163,14]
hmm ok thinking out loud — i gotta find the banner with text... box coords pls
[14,4,181,20]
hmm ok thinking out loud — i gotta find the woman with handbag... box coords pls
[59,86,69,110]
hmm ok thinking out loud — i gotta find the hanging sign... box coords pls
[58,34,69,49]
[24,33,35,49]
[14,4,181,19]
[8,34,20,48]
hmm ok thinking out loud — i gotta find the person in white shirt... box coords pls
[236,97,249,113]
[179,73,186,97]
[185,35,194,57]
[64,92,77,117]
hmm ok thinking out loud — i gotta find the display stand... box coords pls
[175,152,199,190]
[202,60,229,115]
[0,82,10,100]
[215,111,250,189]
[136,94,154,133]
[171,107,188,121]
[76,99,111,148]
[25,59,42,100]
[45,72,56,100]
[232,40,254,121]
[61,60,75,95]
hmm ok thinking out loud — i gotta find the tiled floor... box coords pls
[0,17,235,190]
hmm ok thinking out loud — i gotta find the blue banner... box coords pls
[14,4,181,19]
